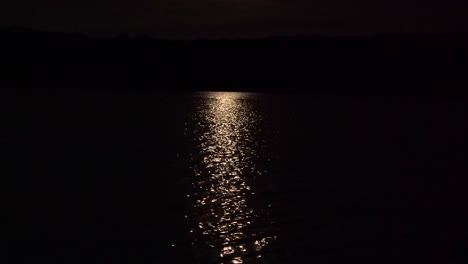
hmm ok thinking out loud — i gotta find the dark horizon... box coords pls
[5,25,468,40]
[2,27,468,93]
[2,0,468,38]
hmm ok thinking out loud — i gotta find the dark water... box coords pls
[8,92,468,263]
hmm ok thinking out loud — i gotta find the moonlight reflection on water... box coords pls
[188,92,275,263]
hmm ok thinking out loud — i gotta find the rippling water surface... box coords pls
[185,92,275,263]
[12,92,467,263]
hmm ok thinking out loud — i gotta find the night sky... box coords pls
[1,0,468,37]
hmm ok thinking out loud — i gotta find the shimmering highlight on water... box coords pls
[188,92,274,263]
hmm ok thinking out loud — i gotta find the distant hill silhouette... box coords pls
[1,27,467,93]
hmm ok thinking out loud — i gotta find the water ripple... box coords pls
[187,92,275,263]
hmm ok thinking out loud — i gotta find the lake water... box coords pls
[9,91,468,262]
[186,92,274,263]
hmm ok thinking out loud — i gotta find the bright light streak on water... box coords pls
[188,92,275,263]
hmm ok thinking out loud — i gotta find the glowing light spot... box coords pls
[232,257,243,263]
